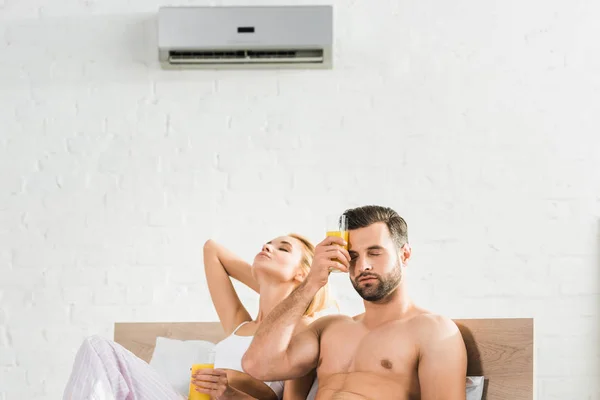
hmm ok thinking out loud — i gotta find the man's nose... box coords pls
[356,257,372,273]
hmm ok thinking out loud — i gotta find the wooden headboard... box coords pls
[114,318,533,400]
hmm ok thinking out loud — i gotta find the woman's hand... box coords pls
[192,368,236,399]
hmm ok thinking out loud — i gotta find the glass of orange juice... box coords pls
[189,350,216,400]
[326,214,349,273]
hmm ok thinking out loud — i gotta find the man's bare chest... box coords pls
[317,322,420,377]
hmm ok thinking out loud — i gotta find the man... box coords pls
[242,205,467,400]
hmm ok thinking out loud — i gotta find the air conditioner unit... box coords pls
[158,5,333,70]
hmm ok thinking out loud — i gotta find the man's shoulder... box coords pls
[317,313,355,326]
[415,310,458,328]
[412,311,460,337]
[411,312,466,358]
[308,313,354,333]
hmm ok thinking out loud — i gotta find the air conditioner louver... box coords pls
[168,49,324,65]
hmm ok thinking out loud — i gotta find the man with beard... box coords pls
[242,205,467,400]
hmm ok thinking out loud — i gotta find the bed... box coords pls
[114,318,534,400]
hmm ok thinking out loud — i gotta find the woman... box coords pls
[193,234,336,399]
[62,233,335,400]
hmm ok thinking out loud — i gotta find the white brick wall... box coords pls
[1,0,599,399]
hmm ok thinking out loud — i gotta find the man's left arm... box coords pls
[417,315,468,400]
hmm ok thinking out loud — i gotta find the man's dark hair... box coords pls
[342,205,408,250]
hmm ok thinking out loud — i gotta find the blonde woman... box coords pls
[63,234,336,400]
[195,234,336,399]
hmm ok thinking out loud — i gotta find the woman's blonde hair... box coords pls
[288,233,339,317]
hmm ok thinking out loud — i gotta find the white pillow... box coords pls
[466,376,485,400]
[306,377,319,400]
[306,376,485,400]
[149,336,216,396]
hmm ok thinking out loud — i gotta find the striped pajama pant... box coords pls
[63,335,185,400]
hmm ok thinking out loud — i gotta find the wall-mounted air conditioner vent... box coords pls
[158,6,333,69]
[168,49,324,65]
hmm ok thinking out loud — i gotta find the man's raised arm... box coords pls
[242,236,350,382]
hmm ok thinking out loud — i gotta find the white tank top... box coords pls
[213,321,285,399]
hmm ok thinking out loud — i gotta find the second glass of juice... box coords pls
[189,350,216,400]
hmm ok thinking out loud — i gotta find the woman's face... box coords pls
[252,236,305,283]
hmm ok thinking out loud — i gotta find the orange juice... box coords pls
[326,230,349,273]
[326,230,349,249]
[189,363,214,400]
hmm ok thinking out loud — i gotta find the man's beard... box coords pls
[351,261,402,302]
